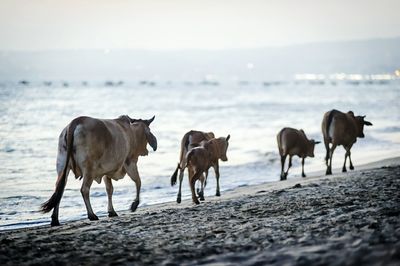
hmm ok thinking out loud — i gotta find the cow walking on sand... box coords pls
[277,127,320,180]
[170,130,215,203]
[41,115,157,226]
[183,135,230,204]
[322,109,372,175]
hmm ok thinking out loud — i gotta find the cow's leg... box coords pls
[346,144,354,170]
[280,155,287,180]
[190,170,201,205]
[50,150,70,226]
[177,160,186,204]
[81,175,98,221]
[195,177,201,198]
[324,138,330,166]
[342,149,348,173]
[284,155,292,179]
[301,157,306,178]
[214,163,221,196]
[125,162,141,212]
[349,151,354,170]
[326,143,337,175]
[204,169,209,188]
[50,168,70,226]
[104,176,118,217]
[50,203,61,226]
[198,174,205,201]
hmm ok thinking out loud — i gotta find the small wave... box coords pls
[377,126,400,133]
[91,191,106,197]
[264,151,280,164]
[3,195,41,200]
[0,147,15,153]
[0,219,49,231]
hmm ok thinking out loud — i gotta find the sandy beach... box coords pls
[1,158,399,265]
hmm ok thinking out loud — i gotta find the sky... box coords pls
[0,0,399,50]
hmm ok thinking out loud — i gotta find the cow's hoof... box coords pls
[88,214,99,221]
[193,199,200,205]
[302,173,306,178]
[108,211,118,217]
[197,190,204,198]
[177,197,181,204]
[51,219,60,227]
[326,169,332,175]
[281,173,288,180]
[131,201,139,212]
[342,167,347,173]
[216,191,221,197]
[350,165,354,170]
[200,196,205,201]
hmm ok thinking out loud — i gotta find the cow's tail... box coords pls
[41,120,78,213]
[170,163,180,186]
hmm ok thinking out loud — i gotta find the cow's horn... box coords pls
[145,115,155,126]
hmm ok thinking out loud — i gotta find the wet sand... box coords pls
[1,158,400,265]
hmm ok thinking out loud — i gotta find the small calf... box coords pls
[170,130,215,203]
[185,135,230,204]
[277,127,320,180]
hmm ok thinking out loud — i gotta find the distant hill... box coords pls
[0,37,399,81]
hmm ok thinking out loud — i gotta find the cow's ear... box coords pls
[314,141,321,144]
[364,120,373,126]
[145,128,157,151]
[145,115,155,126]
[226,134,230,141]
[120,115,134,123]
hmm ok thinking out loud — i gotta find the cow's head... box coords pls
[219,134,230,162]
[348,111,373,138]
[128,115,155,127]
[130,116,157,155]
[307,139,321,157]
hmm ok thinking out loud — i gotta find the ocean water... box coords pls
[0,80,399,230]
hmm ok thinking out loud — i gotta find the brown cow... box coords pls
[41,115,157,226]
[170,130,215,203]
[184,135,230,204]
[277,127,320,180]
[322,109,372,175]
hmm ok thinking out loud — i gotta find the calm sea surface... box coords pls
[0,80,399,230]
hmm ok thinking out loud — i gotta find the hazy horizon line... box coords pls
[2,36,399,53]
